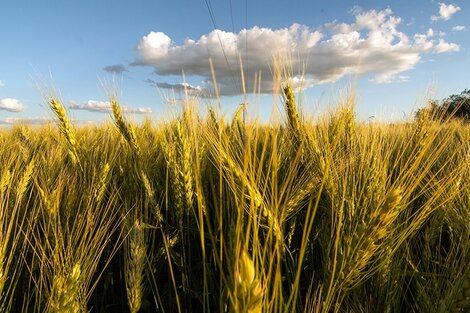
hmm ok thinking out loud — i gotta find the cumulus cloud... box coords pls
[431,3,461,21]
[349,5,363,15]
[397,75,409,82]
[0,117,94,126]
[149,80,205,98]
[452,25,466,31]
[0,80,4,87]
[134,8,460,95]
[0,117,52,125]
[103,64,128,74]
[426,28,447,37]
[0,98,25,112]
[406,18,416,26]
[435,39,460,53]
[69,100,152,114]
[156,81,202,91]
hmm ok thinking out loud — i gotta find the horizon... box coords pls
[1,0,469,125]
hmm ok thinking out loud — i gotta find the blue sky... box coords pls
[0,0,468,124]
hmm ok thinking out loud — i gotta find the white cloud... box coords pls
[147,80,203,92]
[406,18,416,26]
[0,117,52,125]
[397,75,409,82]
[349,5,363,15]
[0,80,4,87]
[0,98,25,112]
[136,32,172,62]
[373,74,410,83]
[431,3,461,21]
[452,25,466,31]
[0,117,97,126]
[150,80,205,98]
[134,8,460,95]
[70,100,152,114]
[427,28,447,37]
[435,39,460,52]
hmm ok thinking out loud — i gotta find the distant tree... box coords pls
[441,89,470,121]
[415,99,442,121]
[416,89,470,122]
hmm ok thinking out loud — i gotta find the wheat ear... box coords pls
[235,251,263,313]
[16,160,35,200]
[218,147,263,208]
[49,99,80,165]
[0,170,11,195]
[49,263,84,313]
[282,84,304,146]
[126,220,146,313]
[111,98,140,155]
[175,121,194,213]
[341,188,402,290]
[94,163,110,203]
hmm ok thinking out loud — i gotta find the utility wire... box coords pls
[202,0,239,93]
[245,0,248,59]
[243,0,248,125]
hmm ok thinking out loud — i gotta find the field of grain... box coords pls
[0,85,469,312]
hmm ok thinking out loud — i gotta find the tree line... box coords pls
[417,89,470,122]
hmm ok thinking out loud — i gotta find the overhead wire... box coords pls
[202,0,240,94]
[245,0,248,60]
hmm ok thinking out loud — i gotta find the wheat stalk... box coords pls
[49,263,84,313]
[94,163,110,203]
[16,160,35,200]
[163,120,194,221]
[340,188,402,290]
[208,106,219,130]
[49,98,80,165]
[140,171,154,199]
[0,244,5,295]
[111,98,140,155]
[37,184,55,216]
[282,84,304,147]
[234,251,263,313]
[162,133,182,214]
[15,126,34,159]
[285,177,320,218]
[0,170,11,195]
[175,120,193,212]
[232,104,245,127]
[231,103,246,139]
[126,220,146,313]
[156,233,179,260]
[218,147,263,208]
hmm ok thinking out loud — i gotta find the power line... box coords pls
[202,0,239,93]
[245,0,248,59]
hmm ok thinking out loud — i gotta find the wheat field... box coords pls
[0,84,469,313]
